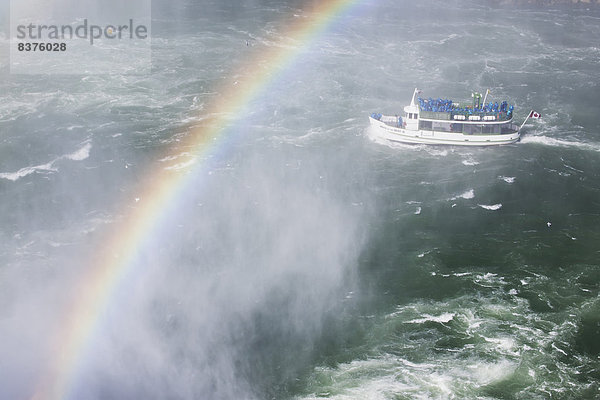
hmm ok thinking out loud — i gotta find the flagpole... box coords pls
[519,110,533,131]
[482,89,490,108]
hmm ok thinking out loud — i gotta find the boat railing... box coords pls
[418,97,514,121]
[419,109,513,122]
[371,113,405,127]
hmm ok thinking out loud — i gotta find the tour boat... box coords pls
[369,88,528,146]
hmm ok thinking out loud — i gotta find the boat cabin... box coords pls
[406,95,517,135]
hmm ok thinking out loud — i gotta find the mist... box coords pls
[0,0,372,398]
[0,104,367,398]
[0,131,368,400]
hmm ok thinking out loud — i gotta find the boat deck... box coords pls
[418,97,514,122]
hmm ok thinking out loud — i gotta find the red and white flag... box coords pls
[529,110,541,119]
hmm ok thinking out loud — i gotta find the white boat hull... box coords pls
[369,116,520,146]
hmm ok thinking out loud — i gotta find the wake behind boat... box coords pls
[369,88,538,146]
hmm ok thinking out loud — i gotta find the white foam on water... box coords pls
[297,281,593,399]
[366,127,415,151]
[469,359,517,385]
[473,273,508,289]
[273,124,347,147]
[414,207,422,215]
[479,203,502,211]
[0,162,56,181]
[65,142,92,161]
[297,353,517,400]
[164,158,196,171]
[0,142,92,181]
[482,336,518,355]
[425,147,449,157]
[406,312,455,324]
[158,152,191,163]
[520,135,600,152]
[453,272,472,277]
[462,158,480,166]
[298,369,412,400]
[449,189,474,201]
[499,176,515,183]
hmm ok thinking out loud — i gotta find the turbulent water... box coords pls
[1,0,600,399]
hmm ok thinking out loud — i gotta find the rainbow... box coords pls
[31,0,363,399]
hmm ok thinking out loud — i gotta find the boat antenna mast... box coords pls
[410,88,421,107]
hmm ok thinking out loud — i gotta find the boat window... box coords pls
[432,121,450,132]
[451,123,463,133]
[463,124,483,135]
[419,120,432,130]
[482,124,494,134]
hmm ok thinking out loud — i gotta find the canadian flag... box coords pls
[529,110,541,119]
